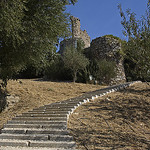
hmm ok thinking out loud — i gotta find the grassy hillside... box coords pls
[0,79,104,129]
[68,82,150,150]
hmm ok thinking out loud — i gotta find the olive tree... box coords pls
[63,46,89,82]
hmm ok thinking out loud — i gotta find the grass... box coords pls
[68,82,150,150]
[0,79,104,129]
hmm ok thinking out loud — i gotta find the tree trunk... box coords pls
[73,71,77,83]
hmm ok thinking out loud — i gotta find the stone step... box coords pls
[12,117,67,121]
[1,128,69,135]
[0,133,73,142]
[4,124,66,129]
[0,82,133,149]
[65,100,85,104]
[27,110,68,114]
[34,104,75,109]
[0,139,76,148]
[17,113,67,117]
[54,102,79,105]
[38,105,77,109]
[0,147,77,150]
[32,108,72,111]
[43,100,85,106]
[7,120,66,125]
[53,101,80,104]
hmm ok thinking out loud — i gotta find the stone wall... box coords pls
[80,30,91,48]
[90,36,126,84]
[70,16,81,39]
[70,16,90,48]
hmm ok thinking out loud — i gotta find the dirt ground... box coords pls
[0,79,103,129]
[68,82,150,150]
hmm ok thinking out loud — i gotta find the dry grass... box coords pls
[0,79,104,129]
[68,82,150,150]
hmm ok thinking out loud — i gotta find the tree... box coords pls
[96,59,116,84]
[0,0,77,86]
[118,1,150,81]
[63,46,89,82]
[44,53,72,81]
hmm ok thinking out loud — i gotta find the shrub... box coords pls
[96,59,116,84]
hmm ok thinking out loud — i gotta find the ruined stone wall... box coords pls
[70,16,81,39]
[90,36,126,84]
[59,16,90,53]
[59,16,126,85]
[59,38,75,54]
[70,16,90,48]
[80,30,91,48]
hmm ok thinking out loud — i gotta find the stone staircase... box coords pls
[0,82,139,150]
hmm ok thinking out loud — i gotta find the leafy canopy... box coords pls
[118,1,150,81]
[0,0,77,86]
[63,40,89,82]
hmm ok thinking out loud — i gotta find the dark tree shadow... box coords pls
[0,89,7,113]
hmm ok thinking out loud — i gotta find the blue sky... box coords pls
[66,0,148,41]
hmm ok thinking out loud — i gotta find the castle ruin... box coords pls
[59,16,90,54]
[70,16,91,48]
[59,16,126,84]
[90,36,126,84]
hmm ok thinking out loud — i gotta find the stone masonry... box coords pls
[70,16,90,48]
[59,16,90,54]
[90,36,126,84]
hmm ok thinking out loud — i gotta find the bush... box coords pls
[44,54,72,81]
[88,59,116,85]
[97,59,116,84]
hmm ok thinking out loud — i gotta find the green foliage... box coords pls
[94,59,116,84]
[76,39,85,53]
[119,1,150,81]
[80,57,116,85]
[63,46,89,82]
[102,35,122,43]
[15,65,43,79]
[44,54,72,81]
[0,0,77,86]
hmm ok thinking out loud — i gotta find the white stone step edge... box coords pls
[0,139,76,143]
[0,133,73,138]
[2,128,67,132]
[67,81,142,121]
[0,147,77,150]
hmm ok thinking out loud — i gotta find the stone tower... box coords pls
[70,16,81,38]
[90,36,126,85]
[59,16,91,54]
